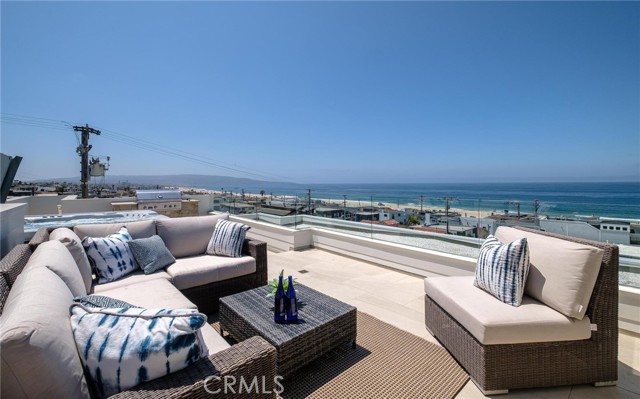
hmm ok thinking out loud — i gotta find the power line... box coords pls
[0,113,299,184]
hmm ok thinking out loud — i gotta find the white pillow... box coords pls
[82,227,138,283]
[50,227,93,293]
[70,304,208,398]
[206,219,250,258]
[474,235,530,307]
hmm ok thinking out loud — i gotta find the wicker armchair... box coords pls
[425,227,619,394]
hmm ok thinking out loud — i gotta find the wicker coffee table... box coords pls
[219,284,357,377]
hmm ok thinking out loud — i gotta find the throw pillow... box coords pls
[128,235,176,274]
[473,235,530,307]
[206,219,251,258]
[73,295,139,309]
[70,304,208,398]
[50,227,93,293]
[82,227,138,284]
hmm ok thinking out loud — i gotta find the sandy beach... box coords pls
[181,187,497,219]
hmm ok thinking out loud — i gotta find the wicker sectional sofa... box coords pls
[0,213,277,398]
[424,226,619,395]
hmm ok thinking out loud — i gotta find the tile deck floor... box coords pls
[267,248,640,399]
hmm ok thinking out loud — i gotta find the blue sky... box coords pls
[1,1,638,184]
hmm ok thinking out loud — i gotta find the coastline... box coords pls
[180,187,498,219]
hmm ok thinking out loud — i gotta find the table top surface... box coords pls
[219,283,356,344]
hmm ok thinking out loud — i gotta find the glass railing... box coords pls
[207,192,640,289]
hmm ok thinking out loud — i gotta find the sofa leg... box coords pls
[470,377,509,396]
[594,381,617,387]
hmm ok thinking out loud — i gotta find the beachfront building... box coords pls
[354,211,379,222]
[540,218,633,245]
[415,224,476,237]
[379,209,408,224]
[220,201,255,215]
[314,207,345,219]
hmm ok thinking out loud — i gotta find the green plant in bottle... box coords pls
[267,269,298,297]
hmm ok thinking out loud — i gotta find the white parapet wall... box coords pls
[61,196,137,213]
[231,214,640,333]
[619,286,640,334]
[0,202,27,257]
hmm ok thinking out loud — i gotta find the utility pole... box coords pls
[441,197,457,235]
[73,124,101,199]
[343,194,347,208]
[307,188,312,215]
[420,195,424,213]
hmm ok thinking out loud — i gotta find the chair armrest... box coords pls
[109,336,277,398]
[242,239,268,286]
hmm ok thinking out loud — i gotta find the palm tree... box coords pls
[406,214,421,226]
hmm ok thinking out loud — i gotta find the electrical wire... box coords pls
[1,113,299,183]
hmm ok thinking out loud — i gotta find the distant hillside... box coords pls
[29,174,295,188]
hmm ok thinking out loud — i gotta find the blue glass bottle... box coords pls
[286,275,298,323]
[274,275,286,324]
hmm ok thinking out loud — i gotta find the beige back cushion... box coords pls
[50,228,93,293]
[156,214,230,258]
[494,227,604,320]
[73,219,156,240]
[24,240,87,297]
[1,266,90,399]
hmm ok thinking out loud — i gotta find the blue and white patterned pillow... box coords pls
[82,227,138,283]
[473,235,530,307]
[206,220,250,258]
[70,304,208,398]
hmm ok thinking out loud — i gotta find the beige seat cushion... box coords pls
[91,269,171,293]
[50,227,93,293]
[424,276,592,345]
[24,240,87,297]
[1,266,90,399]
[74,219,156,240]
[495,227,604,320]
[166,254,256,290]
[98,278,197,309]
[200,324,231,355]
[156,214,229,258]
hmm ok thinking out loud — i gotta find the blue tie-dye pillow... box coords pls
[70,304,208,398]
[82,227,138,283]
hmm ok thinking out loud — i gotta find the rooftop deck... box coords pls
[267,248,640,399]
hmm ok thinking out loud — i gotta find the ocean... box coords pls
[206,182,640,220]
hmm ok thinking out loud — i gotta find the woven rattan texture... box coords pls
[425,227,619,392]
[0,272,10,314]
[213,312,468,399]
[219,284,357,377]
[110,336,276,399]
[0,244,32,287]
[281,312,468,399]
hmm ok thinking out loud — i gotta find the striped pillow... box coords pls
[474,235,530,307]
[73,295,139,309]
[82,227,138,284]
[206,220,250,258]
[70,305,207,398]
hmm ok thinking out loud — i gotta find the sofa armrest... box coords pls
[109,336,277,398]
[0,243,33,288]
[242,239,268,286]
[28,227,51,250]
